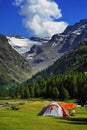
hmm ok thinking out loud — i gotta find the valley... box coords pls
[0,19,87,103]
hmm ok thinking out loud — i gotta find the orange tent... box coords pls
[58,102,76,109]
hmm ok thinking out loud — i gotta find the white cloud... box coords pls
[14,0,68,37]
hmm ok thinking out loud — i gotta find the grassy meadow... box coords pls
[0,100,87,130]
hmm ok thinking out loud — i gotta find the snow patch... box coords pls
[72,30,81,35]
[7,36,42,54]
[52,42,58,47]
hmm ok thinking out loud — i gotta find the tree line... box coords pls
[6,72,87,105]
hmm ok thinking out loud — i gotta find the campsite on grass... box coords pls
[0,100,87,130]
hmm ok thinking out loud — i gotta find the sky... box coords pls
[0,0,87,38]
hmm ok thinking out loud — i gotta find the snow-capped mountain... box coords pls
[7,19,87,72]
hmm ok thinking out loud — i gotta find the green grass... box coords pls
[0,100,87,130]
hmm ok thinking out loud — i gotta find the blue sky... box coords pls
[0,0,87,37]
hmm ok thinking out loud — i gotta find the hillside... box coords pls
[0,34,32,90]
[45,40,87,76]
[28,40,87,81]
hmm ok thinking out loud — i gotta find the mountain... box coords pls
[23,19,87,71]
[6,19,87,73]
[26,40,87,82]
[0,34,32,89]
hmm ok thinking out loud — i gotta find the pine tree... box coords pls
[23,87,30,99]
[60,86,70,100]
[52,87,60,99]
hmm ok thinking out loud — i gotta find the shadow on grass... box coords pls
[60,117,87,125]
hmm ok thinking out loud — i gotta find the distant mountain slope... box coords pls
[46,40,87,75]
[0,34,32,88]
[29,40,87,81]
